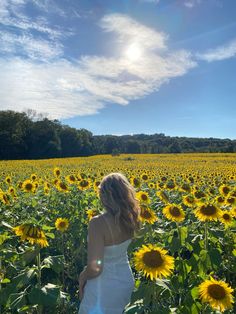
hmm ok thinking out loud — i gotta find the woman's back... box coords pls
[79,216,135,314]
[100,212,133,246]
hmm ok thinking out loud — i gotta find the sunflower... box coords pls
[22,179,36,193]
[193,189,206,199]
[165,180,176,190]
[53,178,59,186]
[194,203,222,222]
[139,205,158,224]
[163,204,185,222]
[66,174,77,184]
[5,176,12,184]
[215,195,225,206]
[78,179,91,191]
[93,180,101,192]
[230,207,236,218]
[8,186,17,197]
[141,173,149,181]
[133,244,174,280]
[130,177,141,189]
[55,218,69,232]
[148,182,156,189]
[182,194,197,208]
[17,181,23,189]
[30,173,37,181]
[225,196,236,206]
[44,182,50,189]
[136,191,150,204]
[219,185,231,196]
[13,224,48,247]
[219,211,234,228]
[44,187,50,195]
[198,277,234,312]
[161,176,167,182]
[0,192,10,205]
[53,167,61,177]
[56,181,69,193]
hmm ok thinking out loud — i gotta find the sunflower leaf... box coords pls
[191,286,199,299]
[155,279,171,291]
[42,255,64,273]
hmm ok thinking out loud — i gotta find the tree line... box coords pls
[0,110,235,160]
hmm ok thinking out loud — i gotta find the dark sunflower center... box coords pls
[141,209,152,219]
[60,183,67,190]
[133,178,140,186]
[80,180,89,187]
[3,194,10,202]
[186,196,194,204]
[223,213,230,220]
[227,197,234,204]
[25,183,33,191]
[141,194,148,201]
[69,175,76,181]
[59,222,66,228]
[222,187,230,195]
[142,175,148,180]
[208,284,226,300]
[200,205,216,216]
[56,170,60,176]
[170,206,181,217]
[217,196,224,203]
[143,250,163,268]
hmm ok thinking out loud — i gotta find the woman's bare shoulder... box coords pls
[89,214,106,229]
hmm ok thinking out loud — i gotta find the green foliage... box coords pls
[0,110,235,160]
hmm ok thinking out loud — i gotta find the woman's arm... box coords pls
[78,217,105,300]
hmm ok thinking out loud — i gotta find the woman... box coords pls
[78,172,141,314]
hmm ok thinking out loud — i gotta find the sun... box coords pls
[124,43,143,61]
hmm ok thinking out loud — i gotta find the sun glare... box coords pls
[124,43,143,61]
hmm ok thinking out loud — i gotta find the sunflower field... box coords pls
[0,153,235,314]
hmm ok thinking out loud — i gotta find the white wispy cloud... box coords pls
[197,39,236,62]
[184,0,201,8]
[31,0,66,17]
[0,13,197,119]
[100,14,167,51]
[0,31,63,61]
[0,0,69,38]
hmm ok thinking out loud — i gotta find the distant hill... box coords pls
[0,110,235,160]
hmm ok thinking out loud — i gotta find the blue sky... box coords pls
[0,0,235,139]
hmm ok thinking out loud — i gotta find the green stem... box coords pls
[36,249,42,314]
[36,250,41,288]
[204,222,208,250]
[177,223,188,282]
[62,233,65,291]
[177,223,181,246]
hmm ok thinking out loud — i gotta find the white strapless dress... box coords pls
[78,239,135,314]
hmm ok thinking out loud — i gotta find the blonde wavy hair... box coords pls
[99,173,141,235]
